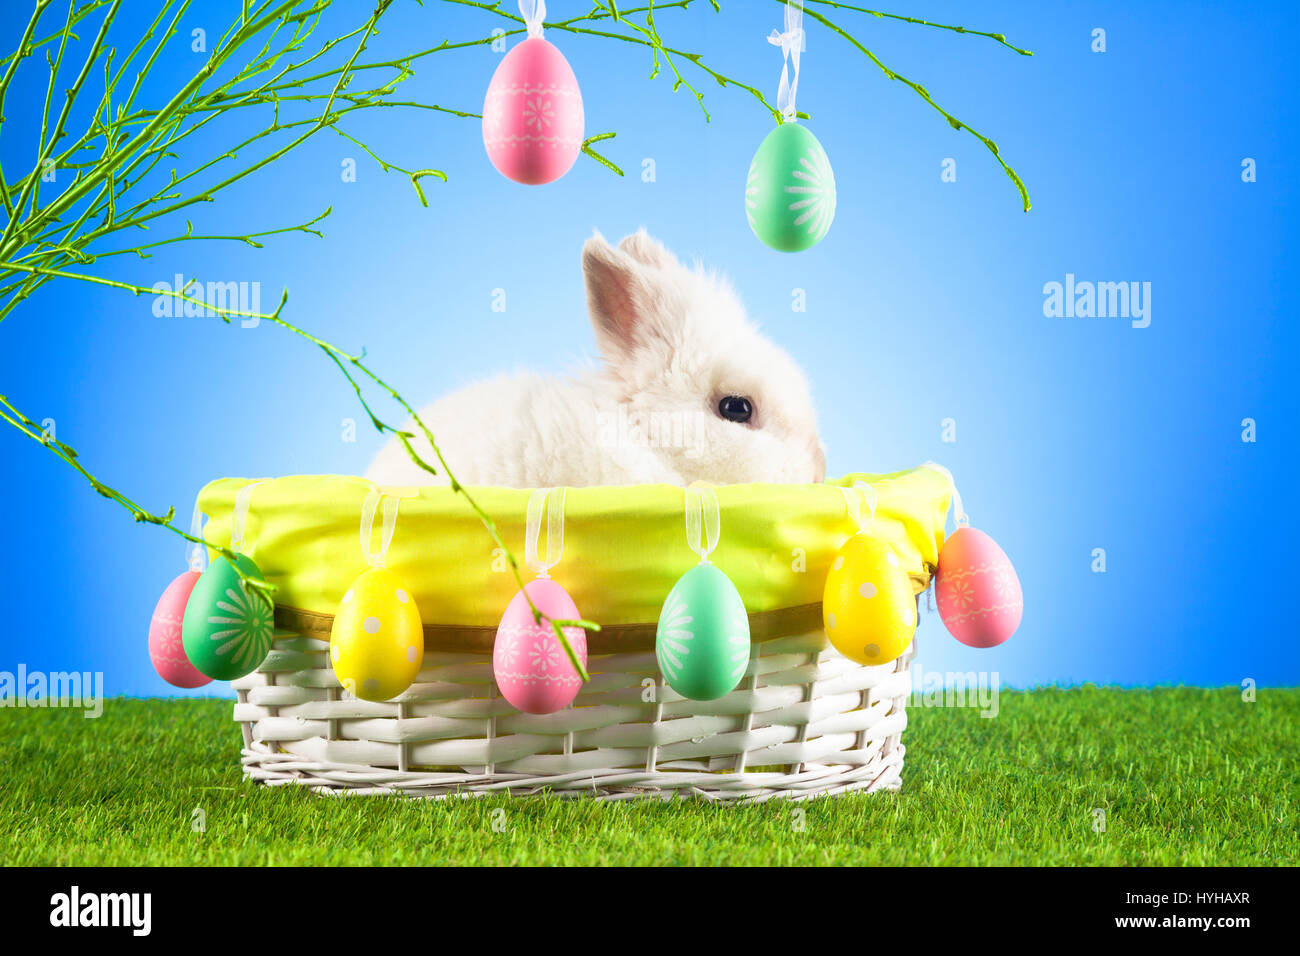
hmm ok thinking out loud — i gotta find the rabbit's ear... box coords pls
[583,230,655,357]
[618,228,678,271]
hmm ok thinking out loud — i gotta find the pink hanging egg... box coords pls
[493,578,587,714]
[935,527,1023,648]
[148,570,213,688]
[482,36,584,185]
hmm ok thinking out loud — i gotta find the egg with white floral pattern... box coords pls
[330,568,424,701]
[483,36,584,185]
[745,121,836,252]
[822,533,915,666]
[149,569,212,688]
[493,578,587,714]
[181,554,274,681]
[936,527,1022,648]
[656,563,751,701]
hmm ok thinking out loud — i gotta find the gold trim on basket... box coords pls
[275,601,827,653]
[272,570,931,654]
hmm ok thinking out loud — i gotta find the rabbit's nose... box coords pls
[811,442,827,483]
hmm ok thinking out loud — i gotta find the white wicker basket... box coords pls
[233,614,916,802]
[202,471,951,802]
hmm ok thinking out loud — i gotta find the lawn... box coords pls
[1,687,1295,866]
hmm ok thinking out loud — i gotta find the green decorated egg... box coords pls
[181,554,274,681]
[745,122,837,252]
[656,563,751,701]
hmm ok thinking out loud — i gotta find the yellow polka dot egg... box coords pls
[330,568,424,702]
[822,533,916,666]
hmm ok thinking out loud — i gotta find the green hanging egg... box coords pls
[181,554,274,681]
[656,563,751,701]
[745,122,837,252]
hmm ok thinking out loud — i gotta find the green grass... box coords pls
[2,687,1296,865]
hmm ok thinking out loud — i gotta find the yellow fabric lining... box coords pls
[196,468,952,648]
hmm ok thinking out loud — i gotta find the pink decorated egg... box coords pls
[493,578,587,714]
[936,527,1023,648]
[482,37,584,185]
[148,570,213,688]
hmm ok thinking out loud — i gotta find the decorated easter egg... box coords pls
[936,527,1022,648]
[148,570,212,688]
[330,567,424,702]
[482,37,584,185]
[181,554,274,681]
[822,533,916,666]
[656,563,751,701]
[493,578,588,714]
[745,122,836,252]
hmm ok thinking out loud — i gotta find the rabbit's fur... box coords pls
[365,229,825,488]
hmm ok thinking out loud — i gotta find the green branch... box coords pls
[794,1,1032,211]
[582,132,623,177]
[0,257,596,679]
[803,1,1034,57]
[0,391,276,609]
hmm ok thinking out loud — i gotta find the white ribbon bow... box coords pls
[767,0,806,121]
[519,0,546,39]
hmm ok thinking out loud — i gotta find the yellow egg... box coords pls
[330,568,424,702]
[822,533,916,666]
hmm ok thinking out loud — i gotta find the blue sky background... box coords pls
[1,0,1295,696]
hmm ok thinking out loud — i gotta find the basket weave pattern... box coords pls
[235,625,914,802]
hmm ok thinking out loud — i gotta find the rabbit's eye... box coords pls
[717,395,753,424]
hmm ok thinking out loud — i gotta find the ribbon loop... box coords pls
[921,461,970,528]
[767,0,805,121]
[685,482,722,563]
[839,480,878,534]
[360,491,402,569]
[525,487,566,577]
[519,0,545,39]
[186,496,208,572]
[229,480,267,555]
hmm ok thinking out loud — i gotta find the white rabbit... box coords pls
[364,229,826,488]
